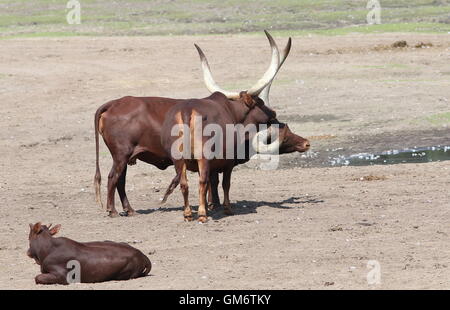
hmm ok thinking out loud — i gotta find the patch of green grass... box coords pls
[0,13,64,27]
[0,32,90,39]
[387,63,412,69]
[296,23,450,35]
[1,0,450,38]
[310,9,368,23]
[426,112,450,125]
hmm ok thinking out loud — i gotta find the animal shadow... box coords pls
[209,195,324,220]
[135,205,183,215]
[134,195,324,220]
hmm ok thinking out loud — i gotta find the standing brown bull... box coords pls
[159,35,310,222]
[94,31,309,218]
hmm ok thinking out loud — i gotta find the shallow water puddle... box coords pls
[331,145,450,167]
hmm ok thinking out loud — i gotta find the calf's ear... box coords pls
[49,224,61,236]
[32,222,42,235]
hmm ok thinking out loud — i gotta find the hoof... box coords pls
[126,209,136,217]
[184,215,194,222]
[108,211,119,218]
[198,215,208,223]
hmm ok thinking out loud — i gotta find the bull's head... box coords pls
[195,31,310,156]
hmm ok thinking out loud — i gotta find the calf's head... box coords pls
[27,222,61,262]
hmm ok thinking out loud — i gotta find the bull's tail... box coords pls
[94,101,113,209]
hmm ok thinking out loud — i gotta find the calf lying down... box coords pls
[27,222,151,284]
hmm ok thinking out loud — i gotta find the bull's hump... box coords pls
[207,91,228,101]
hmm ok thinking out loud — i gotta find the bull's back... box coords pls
[99,96,183,161]
[101,96,179,138]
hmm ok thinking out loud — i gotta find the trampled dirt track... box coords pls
[0,33,449,289]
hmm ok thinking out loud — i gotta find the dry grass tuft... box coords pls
[352,175,388,181]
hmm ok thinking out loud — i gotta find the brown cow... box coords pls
[27,222,151,284]
[94,31,309,218]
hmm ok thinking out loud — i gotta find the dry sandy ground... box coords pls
[0,33,449,289]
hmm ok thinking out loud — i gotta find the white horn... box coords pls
[246,30,280,97]
[259,37,292,106]
[251,126,280,154]
[194,44,241,99]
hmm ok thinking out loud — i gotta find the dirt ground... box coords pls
[0,33,449,289]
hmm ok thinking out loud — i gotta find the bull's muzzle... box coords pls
[298,140,310,152]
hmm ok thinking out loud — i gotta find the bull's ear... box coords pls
[32,222,43,235]
[49,224,61,236]
[239,91,256,109]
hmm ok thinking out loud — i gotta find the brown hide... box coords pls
[27,223,151,285]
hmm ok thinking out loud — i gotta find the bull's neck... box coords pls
[228,100,251,123]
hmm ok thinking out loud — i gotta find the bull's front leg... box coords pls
[197,159,210,223]
[222,167,233,215]
[178,162,193,221]
[207,171,220,211]
[35,272,67,285]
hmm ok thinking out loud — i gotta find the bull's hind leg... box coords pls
[117,165,135,216]
[197,159,210,223]
[106,158,128,217]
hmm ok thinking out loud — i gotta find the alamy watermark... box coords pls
[66,259,81,283]
[66,0,81,25]
[367,0,381,25]
[366,260,381,285]
[169,116,280,170]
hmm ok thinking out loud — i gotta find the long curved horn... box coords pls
[246,30,281,96]
[194,44,241,99]
[252,126,280,154]
[259,37,292,106]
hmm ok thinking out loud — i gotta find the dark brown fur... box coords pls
[27,223,151,285]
